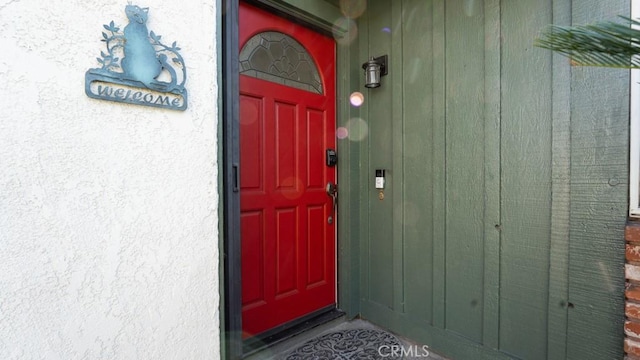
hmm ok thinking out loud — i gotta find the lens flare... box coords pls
[336,127,349,139]
[339,0,367,19]
[332,17,358,46]
[240,101,259,125]
[349,92,365,107]
[464,0,480,16]
[281,177,303,200]
[345,118,368,142]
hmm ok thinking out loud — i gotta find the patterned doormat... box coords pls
[285,328,403,359]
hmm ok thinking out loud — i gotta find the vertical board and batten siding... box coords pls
[567,0,629,358]
[500,0,552,357]
[443,0,485,343]
[547,0,572,358]
[336,6,363,318]
[356,0,628,359]
[402,0,434,326]
[363,0,394,309]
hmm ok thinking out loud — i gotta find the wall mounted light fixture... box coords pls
[362,55,388,88]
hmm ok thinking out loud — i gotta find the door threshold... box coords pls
[242,306,345,357]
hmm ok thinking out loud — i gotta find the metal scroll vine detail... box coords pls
[85,4,188,111]
[239,31,323,94]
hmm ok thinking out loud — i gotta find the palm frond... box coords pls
[535,16,640,68]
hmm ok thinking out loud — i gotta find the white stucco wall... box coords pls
[0,1,220,359]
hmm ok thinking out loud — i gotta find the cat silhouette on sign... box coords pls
[86,4,186,97]
[121,5,162,87]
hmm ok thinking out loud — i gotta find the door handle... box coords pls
[232,163,239,192]
[326,182,337,224]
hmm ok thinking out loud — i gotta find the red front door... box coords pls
[239,2,336,337]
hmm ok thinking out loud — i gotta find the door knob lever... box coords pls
[326,182,337,224]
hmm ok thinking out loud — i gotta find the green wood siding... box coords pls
[402,0,434,326]
[500,0,552,357]
[567,2,629,359]
[444,0,486,342]
[351,0,629,359]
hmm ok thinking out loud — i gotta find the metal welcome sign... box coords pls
[85,4,188,111]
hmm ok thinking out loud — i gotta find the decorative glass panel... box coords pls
[239,31,323,94]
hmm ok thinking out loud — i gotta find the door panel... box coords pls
[239,2,336,338]
[241,210,265,308]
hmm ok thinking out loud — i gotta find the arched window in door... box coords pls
[239,31,323,94]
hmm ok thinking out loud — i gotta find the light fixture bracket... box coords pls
[362,55,388,76]
[362,55,388,88]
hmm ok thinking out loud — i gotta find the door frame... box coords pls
[220,1,359,358]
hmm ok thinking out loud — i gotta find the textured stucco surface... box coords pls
[0,1,220,359]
